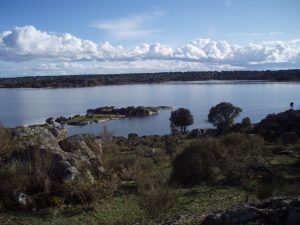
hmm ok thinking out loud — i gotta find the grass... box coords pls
[1,184,250,225]
[2,195,147,225]
[66,114,122,125]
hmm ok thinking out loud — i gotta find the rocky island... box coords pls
[51,105,174,126]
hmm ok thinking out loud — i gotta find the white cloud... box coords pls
[0,25,299,76]
[91,11,163,39]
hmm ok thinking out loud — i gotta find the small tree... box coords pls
[208,102,242,133]
[170,108,193,133]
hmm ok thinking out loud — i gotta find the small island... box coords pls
[50,105,175,126]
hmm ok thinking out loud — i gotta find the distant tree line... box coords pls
[0,69,299,88]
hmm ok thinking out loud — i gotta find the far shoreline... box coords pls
[0,70,299,88]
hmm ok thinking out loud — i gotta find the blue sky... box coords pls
[0,0,299,76]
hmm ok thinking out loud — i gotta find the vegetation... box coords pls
[0,69,299,88]
[0,124,13,156]
[171,133,264,185]
[62,114,119,126]
[170,108,194,133]
[208,102,242,134]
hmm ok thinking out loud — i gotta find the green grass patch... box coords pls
[66,114,121,125]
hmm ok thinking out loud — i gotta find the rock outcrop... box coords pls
[202,196,300,225]
[11,126,103,183]
[2,125,103,210]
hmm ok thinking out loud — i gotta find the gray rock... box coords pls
[49,126,67,141]
[51,159,78,181]
[14,192,33,210]
[202,196,300,225]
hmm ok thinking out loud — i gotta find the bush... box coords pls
[171,139,221,185]
[171,133,264,185]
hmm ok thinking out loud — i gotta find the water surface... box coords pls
[0,81,298,136]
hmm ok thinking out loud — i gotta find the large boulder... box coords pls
[59,134,102,161]
[1,126,104,210]
[10,126,103,185]
[59,134,103,174]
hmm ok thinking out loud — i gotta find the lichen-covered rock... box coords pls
[59,134,102,161]
[8,126,103,192]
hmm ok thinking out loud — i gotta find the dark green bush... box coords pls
[171,133,264,185]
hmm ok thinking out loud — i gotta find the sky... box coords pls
[0,0,299,77]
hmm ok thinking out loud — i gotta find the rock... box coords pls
[279,132,298,145]
[59,134,102,160]
[14,192,33,210]
[202,196,300,225]
[49,126,67,141]
[59,134,103,176]
[51,158,78,181]
[45,117,55,125]
[55,116,68,124]
[87,106,162,117]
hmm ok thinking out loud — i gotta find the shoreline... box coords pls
[0,70,299,88]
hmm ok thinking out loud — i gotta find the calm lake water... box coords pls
[0,81,299,136]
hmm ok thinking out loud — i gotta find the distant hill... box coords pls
[0,70,299,88]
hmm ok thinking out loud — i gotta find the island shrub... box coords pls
[171,133,263,185]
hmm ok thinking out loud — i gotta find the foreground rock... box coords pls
[202,196,300,225]
[2,125,103,210]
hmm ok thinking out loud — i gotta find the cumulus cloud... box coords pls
[0,25,299,75]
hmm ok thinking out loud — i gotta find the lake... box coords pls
[0,81,299,136]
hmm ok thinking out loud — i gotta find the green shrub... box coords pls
[171,133,264,185]
[171,139,221,185]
